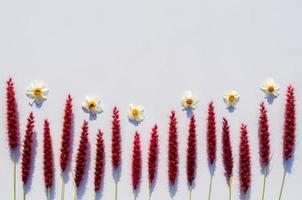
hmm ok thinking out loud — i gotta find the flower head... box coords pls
[223,90,240,108]
[128,104,144,122]
[168,111,178,186]
[82,96,103,115]
[111,107,121,170]
[260,78,280,97]
[222,118,233,183]
[239,124,251,194]
[131,132,142,192]
[148,125,159,187]
[6,78,20,150]
[26,80,49,105]
[283,85,296,161]
[181,91,199,110]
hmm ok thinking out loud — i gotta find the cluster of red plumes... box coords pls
[111,107,121,171]
[259,102,271,167]
[6,78,19,150]
[239,124,251,194]
[21,112,35,185]
[168,111,179,186]
[207,102,217,165]
[60,95,73,173]
[283,85,296,162]
[221,118,233,183]
[43,120,54,189]
[148,125,159,187]
[186,115,197,186]
[94,130,105,192]
[74,121,89,188]
[131,132,142,191]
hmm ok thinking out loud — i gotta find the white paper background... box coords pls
[0,0,302,199]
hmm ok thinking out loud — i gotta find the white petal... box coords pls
[137,105,144,111]
[128,113,135,120]
[181,99,188,108]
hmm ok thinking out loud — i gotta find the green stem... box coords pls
[228,177,232,200]
[74,188,77,200]
[278,168,287,200]
[245,193,248,200]
[261,167,268,200]
[61,175,65,200]
[189,186,192,200]
[23,185,26,200]
[114,182,118,200]
[13,153,16,200]
[208,174,213,200]
[94,192,97,200]
[148,188,151,200]
[47,187,51,200]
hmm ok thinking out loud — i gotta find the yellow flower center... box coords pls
[186,98,194,105]
[88,101,96,110]
[33,88,42,97]
[132,108,140,116]
[268,85,275,93]
[228,95,236,102]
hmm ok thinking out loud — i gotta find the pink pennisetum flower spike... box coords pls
[131,132,142,197]
[111,107,121,200]
[60,95,74,172]
[239,124,251,198]
[21,112,35,199]
[59,95,73,200]
[187,115,197,199]
[74,121,89,188]
[94,130,105,192]
[222,118,233,183]
[43,120,54,200]
[221,117,233,200]
[168,111,179,187]
[148,124,159,198]
[207,102,217,200]
[279,85,296,200]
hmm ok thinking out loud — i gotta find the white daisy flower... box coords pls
[223,90,240,107]
[26,80,49,105]
[128,104,144,122]
[260,78,280,97]
[181,91,199,110]
[82,96,103,115]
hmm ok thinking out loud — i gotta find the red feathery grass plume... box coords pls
[21,112,35,185]
[258,102,270,168]
[283,85,296,162]
[222,118,233,183]
[278,85,296,200]
[131,132,142,192]
[187,115,197,187]
[168,111,178,186]
[74,120,89,188]
[43,120,54,190]
[6,78,19,150]
[112,107,121,170]
[239,124,251,195]
[207,102,217,200]
[148,124,159,188]
[207,101,217,165]
[94,130,105,192]
[60,95,73,173]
